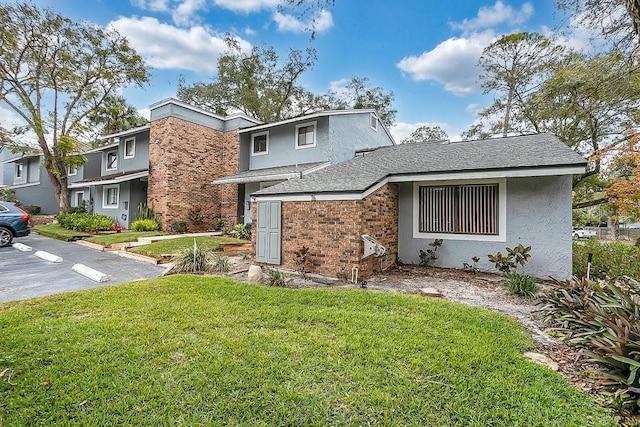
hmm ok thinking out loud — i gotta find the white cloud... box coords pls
[273,9,333,33]
[397,31,495,96]
[108,16,251,74]
[138,108,151,121]
[244,26,257,36]
[131,0,170,12]
[172,0,207,26]
[449,0,534,32]
[213,0,279,13]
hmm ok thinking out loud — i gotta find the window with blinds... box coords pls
[418,184,498,235]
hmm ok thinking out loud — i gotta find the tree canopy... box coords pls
[88,95,148,146]
[400,125,449,144]
[0,2,149,212]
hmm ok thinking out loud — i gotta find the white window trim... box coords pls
[412,178,507,242]
[251,131,269,156]
[294,121,317,149]
[68,166,78,176]
[102,184,119,209]
[124,137,136,159]
[105,150,118,171]
[369,113,378,131]
[15,163,24,179]
[75,191,84,207]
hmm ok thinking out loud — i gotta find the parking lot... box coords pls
[0,234,166,302]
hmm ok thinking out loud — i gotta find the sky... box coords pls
[1,0,597,142]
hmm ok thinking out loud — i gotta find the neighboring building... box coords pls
[66,151,104,212]
[251,133,586,279]
[0,147,58,214]
[69,125,150,229]
[213,109,395,224]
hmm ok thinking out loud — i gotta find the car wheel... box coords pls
[0,226,13,247]
[572,233,579,238]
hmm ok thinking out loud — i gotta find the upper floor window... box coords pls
[68,166,78,176]
[15,163,24,179]
[369,113,378,131]
[106,150,117,170]
[252,132,268,155]
[124,137,135,159]
[295,121,316,149]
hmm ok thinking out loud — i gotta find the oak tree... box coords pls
[0,2,148,212]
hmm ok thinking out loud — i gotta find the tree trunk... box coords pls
[45,164,71,214]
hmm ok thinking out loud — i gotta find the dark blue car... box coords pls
[0,201,30,246]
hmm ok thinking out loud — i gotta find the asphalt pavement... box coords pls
[0,234,166,302]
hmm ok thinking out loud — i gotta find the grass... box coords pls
[32,223,91,241]
[0,277,617,426]
[128,236,244,258]
[83,231,166,247]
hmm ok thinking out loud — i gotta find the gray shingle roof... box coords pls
[253,133,586,196]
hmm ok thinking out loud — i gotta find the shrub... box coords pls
[488,243,531,275]
[538,277,640,411]
[56,213,114,232]
[234,223,251,240]
[211,254,231,273]
[172,220,188,233]
[418,239,443,266]
[131,219,160,232]
[502,272,539,300]
[0,188,19,203]
[135,204,158,223]
[294,246,310,279]
[214,217,225,230]
[573,239,640,280]
[69,204,87,214]
[266,268,287,287]
[20,205,41,215]
[171,244,216,273]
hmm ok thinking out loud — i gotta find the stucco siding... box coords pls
[397,175,574,278]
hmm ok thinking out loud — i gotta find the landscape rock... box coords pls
[247,265,263,283]
[524,352,559,371]
[417,287,443,297]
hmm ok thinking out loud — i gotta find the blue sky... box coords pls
[3,0,595,141]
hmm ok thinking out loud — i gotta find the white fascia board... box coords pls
[387,166,586,183]
[102,125,150,140]
[149,98,261,125]
[67,171,148,188]
[8,182,41,189]
[250,193,362,202]
[85,142,119,153]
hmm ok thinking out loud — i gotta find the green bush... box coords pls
[266,268,287,287]
[234,222,251,240]
[418,239,443,266]
[539,277,640,411]
[56,213,114,232]
[20,205,41,215]
[172,220,188,233]
[573,239,640,280]
[502,272,539,300]
[0,188,19,203]
[131,219,160,232]
[171,245,216,273]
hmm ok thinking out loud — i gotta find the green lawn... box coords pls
[0,277,616,426]
[32,223,91,241]
[83,231,166,247]
[128,236,245,258]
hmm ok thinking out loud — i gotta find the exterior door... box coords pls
[255,201,281,264]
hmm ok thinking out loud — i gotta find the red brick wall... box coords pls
[148,117,240,231]
[254,184,399,279]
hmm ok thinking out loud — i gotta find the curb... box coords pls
[118,250,159,265]
[75,240,106,252]
[72,264,110,282]
[34,250,63,263]
[12,242,32,252]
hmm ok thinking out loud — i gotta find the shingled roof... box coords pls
[253,133,586,196]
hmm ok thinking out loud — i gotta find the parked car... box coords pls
[0,201,31,246]
[572,227,596,239]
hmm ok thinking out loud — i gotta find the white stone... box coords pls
[247,265,263,283]
[524,352,559,371]
[417,287,443,297]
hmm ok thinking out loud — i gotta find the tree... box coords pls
[400,125,449,144]
[466,33,565,139]
[606,130,640,218]
[88,95,148,146]
[178,38,317,123]
[556,0,640,51]
[0,2,148,213]
[319,77,396,128]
